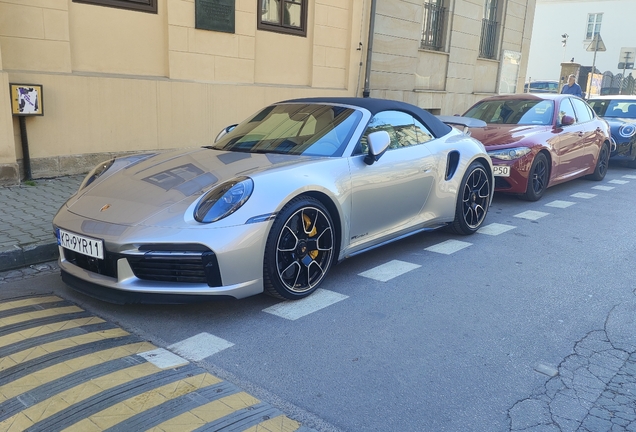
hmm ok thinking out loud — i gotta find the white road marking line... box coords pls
[425,239,472,255]
[623,175,636,179]
[544,200,576,209]
[168,333,234,361]
[262,289,348,320]
[570,192,597,199]
[514,210,550,221]
[138,348,189,369]
[592,185,615,191]
[358,260,421,282]
[534,363,559,377]
[609,179,629,184]
[478,223,516,236]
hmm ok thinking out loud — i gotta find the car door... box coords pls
[555,97,588,179]
[347,110,437,249]
[570,97,604,170]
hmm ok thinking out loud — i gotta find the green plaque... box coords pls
[195,0,235,34]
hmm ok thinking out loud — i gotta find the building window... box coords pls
[479,0,499,59]
[259,0,307,37]
[586,13,602,40]
[420,0,447,51]
[72,0,157,13]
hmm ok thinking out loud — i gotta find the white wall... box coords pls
[526,0,636,82]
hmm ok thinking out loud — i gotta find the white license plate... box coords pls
[493,165,511,177]
[57,229,104,259]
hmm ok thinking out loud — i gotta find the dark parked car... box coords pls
[463,94,611,201]
[587,95,636,167]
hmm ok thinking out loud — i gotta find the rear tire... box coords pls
[586,142,609,181]
[520,153,549,201]
[263,196,335,300]
[448,161,491,235]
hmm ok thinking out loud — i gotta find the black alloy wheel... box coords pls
[449,161,491,235]
[521,152,549,201]
[264,196,335,300]
[586,142,610,181]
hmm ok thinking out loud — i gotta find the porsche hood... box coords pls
[65,149,314,225]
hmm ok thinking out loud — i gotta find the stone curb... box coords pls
[0,242,59,272]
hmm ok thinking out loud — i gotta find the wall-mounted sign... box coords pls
[10,84,43,116]
[195,0,235,33]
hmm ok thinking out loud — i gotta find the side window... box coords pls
[259,0,307,37]
[413,119,435,143]
[558,98,577,124]
[358,111,429,154]
[571,98,593,122]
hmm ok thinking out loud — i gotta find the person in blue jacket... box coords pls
[561,74,583,97]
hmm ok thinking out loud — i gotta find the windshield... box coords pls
[464,99,555,125]
[211,103,362,157]
[588,99,636,118]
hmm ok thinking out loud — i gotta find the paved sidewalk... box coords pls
[0,176,84,272]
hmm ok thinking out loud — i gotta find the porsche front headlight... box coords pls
[194,177,254,223]
[487,147,532,160]
[79,159,114,190]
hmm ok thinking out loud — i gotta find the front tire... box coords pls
[449,161,491,235]
[521,152,549,201]
[586,142,609,181]
[264,196,335,300]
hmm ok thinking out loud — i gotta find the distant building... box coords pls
[526,0,636,86]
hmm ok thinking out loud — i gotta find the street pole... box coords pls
[587,35,600,99]
[620,51,632,95]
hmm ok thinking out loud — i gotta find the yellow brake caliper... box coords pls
[303,214,319,259]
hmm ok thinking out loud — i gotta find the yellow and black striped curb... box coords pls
[0,295,309,432]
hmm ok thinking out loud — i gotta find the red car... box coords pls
[463,94,612,201]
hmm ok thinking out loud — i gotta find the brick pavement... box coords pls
[0,176,83,272]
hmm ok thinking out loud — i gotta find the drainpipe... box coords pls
[362,0,378,98]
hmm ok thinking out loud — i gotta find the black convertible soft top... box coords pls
[282,97,452,138]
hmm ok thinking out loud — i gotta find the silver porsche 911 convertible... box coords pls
[53,97,493,303]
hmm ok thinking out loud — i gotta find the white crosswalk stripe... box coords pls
[545,200,576,208]
[571,192,597,199]
[609,179,629,185]
[358,260,421,282]
[514,210,549,220]
[592,185,615,191]
[263,289,349,320]
[425,239,472,254]
[478,223,516,236]
[169,333,234,360]
[623,175,636,179]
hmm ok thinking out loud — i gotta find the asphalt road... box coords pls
[3,162,636,431]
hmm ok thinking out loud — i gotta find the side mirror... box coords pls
[364,131,391,165]
[560,115,575,126]
[215,124,238,142]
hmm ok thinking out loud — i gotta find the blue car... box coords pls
[588,95,636,167]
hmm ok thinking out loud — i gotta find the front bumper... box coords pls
[54,208,271,303]
[490,151,536,194]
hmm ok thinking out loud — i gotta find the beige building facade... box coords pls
[365,0,536,115]
[0,0,536,185]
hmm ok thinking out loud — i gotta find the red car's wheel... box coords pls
[521,153,549,201]
[586,142,610,181]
